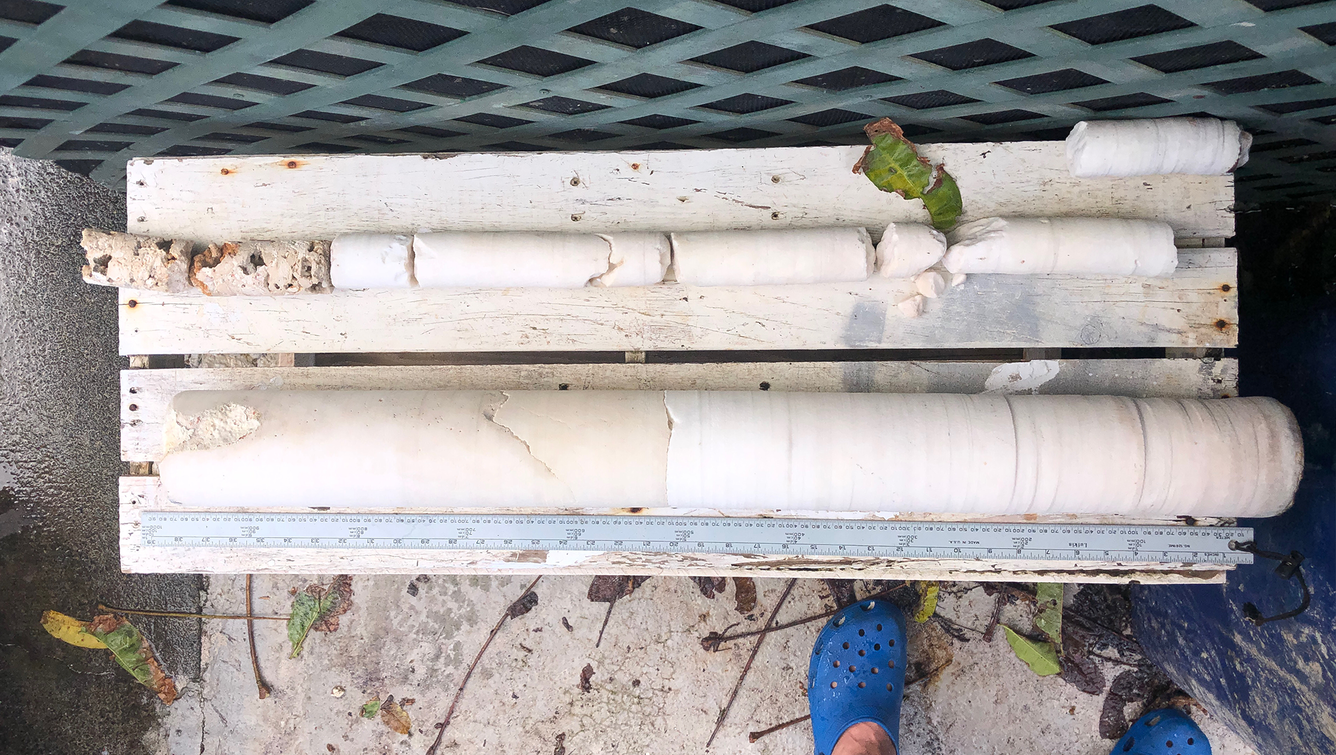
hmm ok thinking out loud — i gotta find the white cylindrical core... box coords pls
[159,390,671,508]
[159,390,1301,517]
[943,217,1178,276]
[670,228,873,286]
[588,233,671,287]
[330,233,414,289]
[1066,118,1251,177]
[876,223,947,278]
[413,232,669,288]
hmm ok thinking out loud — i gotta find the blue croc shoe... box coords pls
[1113,709,1211,755]
[807,599,908,755]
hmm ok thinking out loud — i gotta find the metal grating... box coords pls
[0,0,1333,203]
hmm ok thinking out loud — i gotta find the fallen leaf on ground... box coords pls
[1002,626,1061,677]
[311,575,353,633]
[380,696,411,735]
[507,590,539,618]
[904,620,955,688]
[361,697,382,718]
[41,610,107,649]
[587,575,649,603]
[588,576,649,648]
[691,576,727,599]
[1058,623,1106,695]
[1034,583,1063,648]
[913,582,940,623]
[824,579,858,608]
[289,576,353,658]
[89,614,178,704]
[1099,666,1173,739]
[553,733,567,755]
[733,578,757,614]
[579,663,594,693]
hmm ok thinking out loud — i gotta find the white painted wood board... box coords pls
[119,477,1228,582]
[121,358,1239,462]
[125,144,1233,240]
[118,249,1237,355]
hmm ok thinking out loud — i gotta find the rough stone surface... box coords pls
[81,228,191,293]
[162,576,1256,755]
[184,354,292,368]
[0,150,202,755]
[190,239,331,296]
[164,403,260,454]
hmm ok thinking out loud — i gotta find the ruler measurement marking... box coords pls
[138,513,1252,565]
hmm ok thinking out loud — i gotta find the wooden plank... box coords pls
[125,144,1233,240]
[121,358,1239,462]
[118,249,1237,354]
[118,477,1228,583]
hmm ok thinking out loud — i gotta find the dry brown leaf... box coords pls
[579,663,594,693]
[691,576,727,599]
[507,590,539,618]
[824,579,858,608]
[733,578,757,615]
[380,696,411,735]
[586,576,648,603]
[309,575,353,633]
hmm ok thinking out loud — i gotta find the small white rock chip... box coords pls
[914,271,946,299]
[897,294,925,319]
[951,273,968,287]
[331,686,345,698]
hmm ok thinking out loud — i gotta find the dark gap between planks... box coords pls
[303,347,1228,367]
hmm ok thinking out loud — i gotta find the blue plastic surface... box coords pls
[1112,709,1211,755]
[1133,293,1336,754]
[806,600,908,755]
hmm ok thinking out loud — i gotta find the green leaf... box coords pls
[1002,626,1061,676]
[1034,583,1063,649]
[89,614,178,704]
[361,697,382,718]
[912,582,939,623]
[857,118,964,231]
[288,590,335,658]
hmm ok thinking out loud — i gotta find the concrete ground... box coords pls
[0,148,1256,755]
[164,575,1255,755]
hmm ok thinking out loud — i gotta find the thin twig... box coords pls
[1067,612,1135,645]
[97,603,288,621]
[983,593,1005,643]
[706,578,798,749]
[747,657,951,743]
[246,575,272,700]
[932,615,985,636]
[425,575,542,755]
[595,599,615,649]
[749,714,810,743]
[703,584,912,651]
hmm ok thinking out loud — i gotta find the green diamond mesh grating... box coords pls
[1,0,1333,203]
